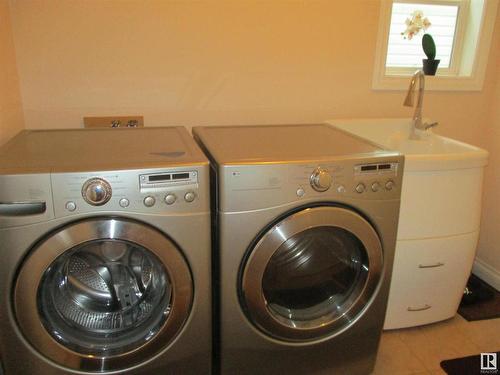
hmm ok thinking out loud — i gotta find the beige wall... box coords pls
[475,8,500,287]
[477,58,500,277]
[9,1,497,142]
[7,0,500,279]
[0,0,24,146]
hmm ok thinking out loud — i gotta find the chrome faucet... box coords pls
[404,69,438,139]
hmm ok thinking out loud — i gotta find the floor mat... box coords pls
[441,352,500,375]
[458,274,500,322]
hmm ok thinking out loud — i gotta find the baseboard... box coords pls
[472,257,500,292]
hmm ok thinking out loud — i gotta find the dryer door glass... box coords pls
[240,206,383,341]
[15,218,193,372]
[262,226,367,323]
[38,239,171,355]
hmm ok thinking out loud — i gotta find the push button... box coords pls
[119,198,130,208]
[355,183,366,193]
[143,196,156,207]
[65,201,76,212]
[184,191,196,203]
[164,194,177,205]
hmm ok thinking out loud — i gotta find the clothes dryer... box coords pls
[194,124,403,375]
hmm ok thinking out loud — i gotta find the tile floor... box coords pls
[373,315,500,374]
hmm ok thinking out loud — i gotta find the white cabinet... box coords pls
[327,118,488,329]
[382,163,485,329]
[384,232,478,329]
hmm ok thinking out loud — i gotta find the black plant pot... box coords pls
[422,59,440,75]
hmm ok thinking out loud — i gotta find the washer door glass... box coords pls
[38,239,171,355]
[262,226,367,323]
[240,206,383,342]
[15,218,193,372]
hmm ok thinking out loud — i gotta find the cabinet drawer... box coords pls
[384,231,478,329]
[398,168,484,239]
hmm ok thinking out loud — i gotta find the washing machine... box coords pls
[0,127,211,374]
[193,124,404,375]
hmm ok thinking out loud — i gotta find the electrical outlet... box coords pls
[83,116,144,128]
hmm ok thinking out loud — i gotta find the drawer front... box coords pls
[384,232,478,329]
[398,168,484,239]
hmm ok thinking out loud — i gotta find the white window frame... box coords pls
[385,0,468,76]
[372,0,498,91]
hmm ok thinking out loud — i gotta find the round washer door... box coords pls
[14,218,193,372]
[240,206,383,342]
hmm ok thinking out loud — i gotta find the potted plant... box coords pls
[401,10,439,75]
[422,33,440,75]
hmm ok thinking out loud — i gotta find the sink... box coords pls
[326,117,488,330]
[326,116,489,240]
[327,118,488,171]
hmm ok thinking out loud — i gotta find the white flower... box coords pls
[401,10,431,39]
[413,10,424,20]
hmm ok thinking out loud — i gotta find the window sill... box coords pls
[372,72,486,91]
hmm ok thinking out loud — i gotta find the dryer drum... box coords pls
[240,206,383,342]
[262,226,367,322]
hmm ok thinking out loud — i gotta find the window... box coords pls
[372,0,498,91]
[386,2,463,73]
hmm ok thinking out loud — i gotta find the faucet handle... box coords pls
[423,121,439,130]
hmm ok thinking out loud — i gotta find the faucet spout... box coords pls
[404,69,425,131]
[403,69,438,139]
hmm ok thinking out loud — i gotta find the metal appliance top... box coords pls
[193,124,400,165]
[0,127,208,174]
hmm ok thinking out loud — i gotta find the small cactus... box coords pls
[422,33,436,60]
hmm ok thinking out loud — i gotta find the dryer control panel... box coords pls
[351,162,400,195]
[292,161,401,200]
[220,156,403,212]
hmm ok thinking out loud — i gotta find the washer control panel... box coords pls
[139,171,198,190]
[139,170,198,207]
[51,167,206,217]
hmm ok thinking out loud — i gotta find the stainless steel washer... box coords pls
[0,127,211,374]
[194,124,404,375]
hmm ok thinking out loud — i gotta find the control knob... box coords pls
[82,178,112,206]
[310,167,332,192]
